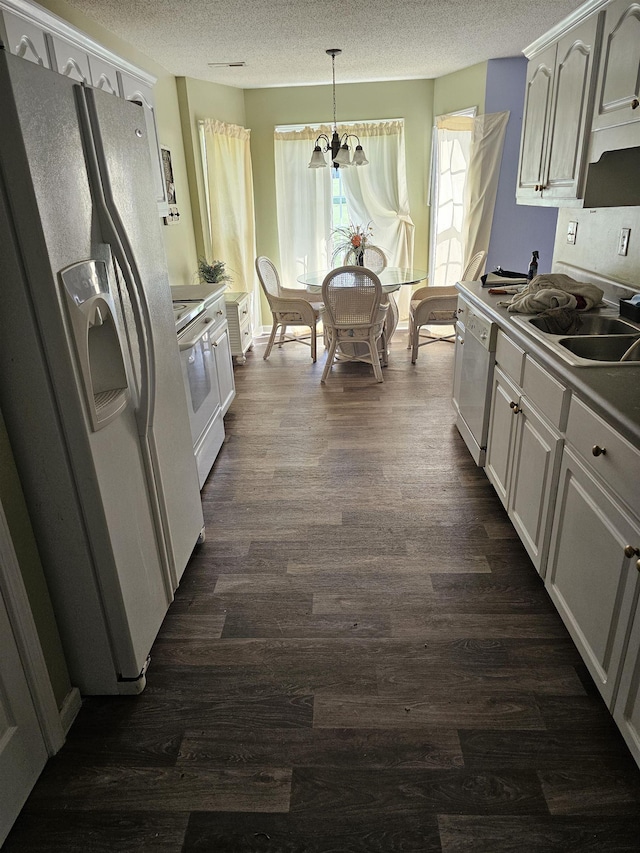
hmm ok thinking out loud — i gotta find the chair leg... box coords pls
[370,333,384,383]
[407,315,413,349]
[411,323,420,364]
[278,325,287,346]
[264,320,279,360]
[321,338,338,383]
[311,323,317,363]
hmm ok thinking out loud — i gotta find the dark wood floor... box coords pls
[6,337,640,852]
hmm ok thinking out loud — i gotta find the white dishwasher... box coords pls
[455,305,498,466]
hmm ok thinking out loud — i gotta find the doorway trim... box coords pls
[0,498,65,754]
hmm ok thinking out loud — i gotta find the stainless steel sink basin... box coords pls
[559,334,640,362]
[511,309,640,367]
[528,314,640,335]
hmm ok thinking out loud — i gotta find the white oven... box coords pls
[174,286,235,488]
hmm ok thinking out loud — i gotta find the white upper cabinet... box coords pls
[517,11,603,205]
[0,0,168,216]
[0,7,50,67]
[590,0,640,160]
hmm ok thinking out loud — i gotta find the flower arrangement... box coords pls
[331,222,374,266]
[197,257,232,285]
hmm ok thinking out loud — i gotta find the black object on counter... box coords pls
[527,250,539,280]
[620,298,640,323]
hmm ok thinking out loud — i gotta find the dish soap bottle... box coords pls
[527,250,539,280]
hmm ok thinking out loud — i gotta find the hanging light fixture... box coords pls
[308,49,369,169]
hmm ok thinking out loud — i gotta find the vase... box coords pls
[356,250,364,266]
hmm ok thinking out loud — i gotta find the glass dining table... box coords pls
[297,267,428,345]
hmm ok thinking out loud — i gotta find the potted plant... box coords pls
[331,222,374,266]
[197,257,232,286]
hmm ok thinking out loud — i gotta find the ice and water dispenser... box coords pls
[60,259,130,431]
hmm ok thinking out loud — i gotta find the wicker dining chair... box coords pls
[408,250,487,363]
[344,245,387,273]
[320,266,389,383]
[255,256,322,362]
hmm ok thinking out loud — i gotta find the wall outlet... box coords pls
[618,227,631,256]
[567,221,578,244]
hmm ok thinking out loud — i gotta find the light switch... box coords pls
[618,228,631,256]
[567,221,578,244]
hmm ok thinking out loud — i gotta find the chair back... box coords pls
[461,250,487,282]
[345,245,387,273]
[321,266,383,328]
[255,256,281,300]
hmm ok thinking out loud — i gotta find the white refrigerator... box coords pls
[0,50,204,694]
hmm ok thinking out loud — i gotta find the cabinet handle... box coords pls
[624,545,640,559]
[592,445,606,457]
[632,98,639,110]
[216,310,224,316]
[509,401,521,414]
[457,308,464,314]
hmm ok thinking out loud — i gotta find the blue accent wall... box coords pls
[485,57,557,275]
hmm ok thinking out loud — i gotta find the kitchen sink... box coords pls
[528,314,640,335]
[512,309,640,367]
[559,334,640,363]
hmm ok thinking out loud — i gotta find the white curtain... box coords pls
[430,111,508,287]
[462,111,510,265]
[274,125,333,288]
[199,119,258,304]
[341,120,415,319]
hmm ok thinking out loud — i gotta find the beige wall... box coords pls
[433,62,487,117]
[553,206,640,286]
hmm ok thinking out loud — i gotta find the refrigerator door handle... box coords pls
[75,85,156,437]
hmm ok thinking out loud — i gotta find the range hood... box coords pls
[583,146,640,208]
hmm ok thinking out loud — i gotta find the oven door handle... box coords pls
[179,317,215,351]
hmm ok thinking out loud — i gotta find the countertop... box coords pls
[456,279,640,450]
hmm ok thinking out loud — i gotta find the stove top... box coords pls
[172,299,205,333]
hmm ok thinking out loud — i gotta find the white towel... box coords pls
[499,274,604,314]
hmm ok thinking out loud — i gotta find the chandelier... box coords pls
[308,49,369,169]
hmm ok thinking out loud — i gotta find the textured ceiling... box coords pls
[64,0,585,88]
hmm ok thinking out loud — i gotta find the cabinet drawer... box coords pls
[566,396,640,512]
[522,356,570,429]
[495,330,525,386]
[208,295,227,331]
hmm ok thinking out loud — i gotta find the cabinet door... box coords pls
[212,324,236,415]
[0,9,51,67]
[546,448,640,706]
[485,367,520,509]
[517,44,556,202]
[591,0,640,140]
[89,55,121,96]
[119,72,168,215]
[48,33,90,83]
[543,14,603,200]
[614,593,640,767]
[509,397,562,575]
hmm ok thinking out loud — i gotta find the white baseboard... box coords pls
[59,687,82,736]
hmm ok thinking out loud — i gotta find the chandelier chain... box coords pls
[332,53,337,129]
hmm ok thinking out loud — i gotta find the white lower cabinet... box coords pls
[546,447,640,708]
[485,365,562,574]
[614,594,640,766]
[211,323,235,415]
